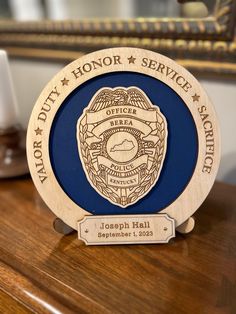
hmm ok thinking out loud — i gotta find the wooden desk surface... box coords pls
[0,177,235,314]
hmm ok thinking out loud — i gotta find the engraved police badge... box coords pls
[77,87,168,207]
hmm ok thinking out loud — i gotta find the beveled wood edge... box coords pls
[0,254,108,313]
[0,260,69,313]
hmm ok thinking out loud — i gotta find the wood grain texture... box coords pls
[0,177,235,313]
[0,289,32,314]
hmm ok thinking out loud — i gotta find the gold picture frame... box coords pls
[0,0,235,77]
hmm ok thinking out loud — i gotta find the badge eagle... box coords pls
[77,87,168,207]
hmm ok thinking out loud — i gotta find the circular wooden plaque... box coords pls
[27,48,220,230]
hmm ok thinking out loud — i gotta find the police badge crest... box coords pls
[77,87,168,207]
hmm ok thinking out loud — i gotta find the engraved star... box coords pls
[127,56,136,64]
[192,93,200,102]
[61,77,69,86]
[34,127,42,135]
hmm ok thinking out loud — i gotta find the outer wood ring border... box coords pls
[27,47,220,230]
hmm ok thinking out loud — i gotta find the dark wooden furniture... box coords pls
[0,127,28,178]
[0,177,235,314]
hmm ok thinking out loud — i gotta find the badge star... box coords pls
[192,93,200,102]
[61,77,69,86]
[127,56,136,64]
[34,127,42,135]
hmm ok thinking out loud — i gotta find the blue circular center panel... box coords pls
[49,72,198,214]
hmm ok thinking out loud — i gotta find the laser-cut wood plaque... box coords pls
[27,48,220,245]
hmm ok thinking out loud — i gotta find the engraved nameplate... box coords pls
[78,214,175,245]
